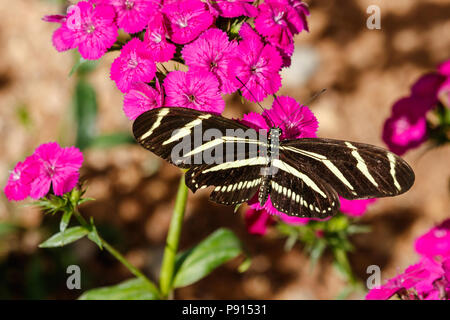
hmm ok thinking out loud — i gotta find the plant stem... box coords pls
[72,207,160,297]
[159,173,189,298]
[99,237,159,296]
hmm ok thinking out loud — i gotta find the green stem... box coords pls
[159,173,189,298]
[72,207,160,297]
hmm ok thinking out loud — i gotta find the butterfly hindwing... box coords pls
[279,138,415,200]
[185,159,266,206]
[268,154,340,218]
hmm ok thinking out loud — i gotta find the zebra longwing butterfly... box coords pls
[133,107,415,218]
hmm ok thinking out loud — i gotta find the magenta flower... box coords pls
[110,38,156,93]
[438,60,450,107]
[264,96,318,139]
[182,29,238,94]
[48,1,118,60]
[228,23,282,102]
[162,0,214,44]
[42,15,66,23]
[208,0,258,18]
[163,69,225,113]
[411,73,446,101]
[382,97,428,155]
[254,1,308,49]
[415,219,450,258]
[244,208,275,236]
[123,81,163,120]
[366,256,449,300]
[30,143,84,199]
[339,197,376,217]
[107,0,158,33]
[4,156,40,201]
[144,12,176,62]
[4,143,83,201]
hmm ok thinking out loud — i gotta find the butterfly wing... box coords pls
[279,138,415,200]
[268,153,340,218]
[133,107,268,205]
[185,161,265,206]
[133,107,263,168]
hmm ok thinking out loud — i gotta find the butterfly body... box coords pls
[133,107,415,218]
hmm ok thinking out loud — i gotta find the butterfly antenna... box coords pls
[235,76,266,114]
[305,88,327,106]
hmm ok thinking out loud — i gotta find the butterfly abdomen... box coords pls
[258,174,271,205]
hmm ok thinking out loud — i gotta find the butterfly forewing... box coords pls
[133,107,263,168]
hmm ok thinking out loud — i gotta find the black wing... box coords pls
[133,107,262,168]
[279,138,415,200]
[133,107,266,205]
[269,152,340,218]
[185,161,264,206]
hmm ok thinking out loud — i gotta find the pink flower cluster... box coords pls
[383,60,450,155]
[44,1,310,120]
[366,219,450,300]
[4,143,83,201]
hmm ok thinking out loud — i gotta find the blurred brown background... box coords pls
[0,0,449,299]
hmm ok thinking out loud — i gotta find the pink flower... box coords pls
[123,81,163,120]
[366,256,449,300]
[263,96,318,139]
[254,1,308,49]
[415,219,450,258]
[241,96,318,140]
[382,97,428,155]
[439,60,450,76]
[110,38,156,93]
[49,1,118,60]
[163,69,225,113]
[209,0,258,18]
[29,143,84,199]
[245,208,275,236]
[107,0,158,33]
[438,60,450,107]
[162,0,213,44]
[42,15,66,23]
[4,156,40,201]
[411,73,446,102]
[182,28,238,94]
[228,23,282,102]
[144,12,176,62]
[339,197,376,217]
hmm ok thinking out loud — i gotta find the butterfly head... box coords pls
[268,127,282,143]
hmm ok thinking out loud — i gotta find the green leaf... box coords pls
[39,226,89,248]
[173,228,245,288]
[78,278,159,300]
[16,104,32,128]
[88,132,135,149]
[59,210,73,233]
[309,239,326,270]
[69,54,98,77]
[0,223,18,238]
[87,217,103,250]
[238,256,252,273]
[73,79,98,150]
